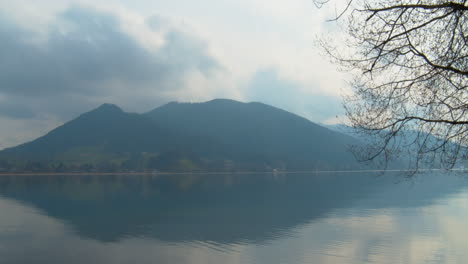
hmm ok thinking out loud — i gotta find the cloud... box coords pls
[0,2,349,149]
[246,68,343,123]
[0,6,220,120]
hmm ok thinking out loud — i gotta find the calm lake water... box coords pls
[0,172,467,264]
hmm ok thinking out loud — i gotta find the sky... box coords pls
[0,0,349,149]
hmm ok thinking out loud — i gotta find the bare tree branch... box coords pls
[317,0,468,171]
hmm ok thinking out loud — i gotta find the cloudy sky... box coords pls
[0,0,349,149]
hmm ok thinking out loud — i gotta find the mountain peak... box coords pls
[205,98,245,105]
[94,103,123,113]
[150,99,245,114]
[164,99,244,106]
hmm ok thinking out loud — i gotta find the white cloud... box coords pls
[0,0,350,147]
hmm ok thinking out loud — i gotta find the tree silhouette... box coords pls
[317,0,467,170]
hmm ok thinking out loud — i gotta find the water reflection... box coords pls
[0,172,467,264]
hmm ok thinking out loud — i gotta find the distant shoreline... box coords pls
[0,168,464,176]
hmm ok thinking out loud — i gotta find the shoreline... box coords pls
[0,168,464,176]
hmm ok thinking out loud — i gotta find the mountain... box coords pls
[325,123,468,169]
[2,104,166,156]
[0,99,365,172]
[145,99,359,169]
[324,124,356,137]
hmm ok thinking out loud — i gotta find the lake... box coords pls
[0,172,467,264]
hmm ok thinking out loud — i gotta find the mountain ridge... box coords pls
[0,99,364,172]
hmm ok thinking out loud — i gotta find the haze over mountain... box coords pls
[0,99,363,172]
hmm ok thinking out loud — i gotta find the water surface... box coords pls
[0,172,467,264]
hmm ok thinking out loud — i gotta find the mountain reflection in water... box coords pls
[0,172,467,264]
